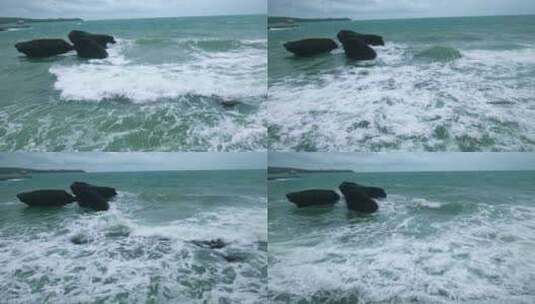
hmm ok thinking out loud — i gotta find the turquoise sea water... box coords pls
[268,15,535,151]
[269,170,535,303]
[0,15,266,151]
[0,170,267,303]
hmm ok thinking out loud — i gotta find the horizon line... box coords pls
[269,167,535,174]
[1,13,265,22]
[269,12,535,22]
[30,168,265,173]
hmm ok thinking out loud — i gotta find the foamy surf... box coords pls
[267,43,535,151]
[50,39,266,103]
[269,192,535,303]
[0,177,267,304]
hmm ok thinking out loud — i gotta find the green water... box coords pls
[0,170,267,303]
[267,15,535,151]
[269,170,535,303]
[0,15,267,151]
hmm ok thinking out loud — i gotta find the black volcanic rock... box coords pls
[72,37,108,59]
[338,37,376,60]
[338,30,384,46]
[71,183,110,211]
[340,181,386,199]
[16,190,76,207]
[286,190,340,208]
[283,38,338,57]
[15,39,73,58]
[68,30,116,49]
[339,182,378,213]
[70,182,117,200]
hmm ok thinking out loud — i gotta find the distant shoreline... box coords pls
[0,17,82,24]
[268,167,354,175]
[268,13,535,23]
[0,167,85,180]
[268,16,351,29]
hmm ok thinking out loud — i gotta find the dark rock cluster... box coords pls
[286,181,386,214]
[16,182,117,211]
[283,29,384,60]
[15,30,116,59]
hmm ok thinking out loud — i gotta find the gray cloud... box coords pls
[0,153,266,172]
[1,0,266,20]
[269,153,535,172]
[269,0,535,19]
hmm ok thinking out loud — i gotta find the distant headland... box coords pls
[0,17,82,31]
[0,17,83,24]
[268,167,354,175]
[0,167,85,181]
[268,16,351,30]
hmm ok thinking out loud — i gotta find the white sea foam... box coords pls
[412,198,444,208]
[269,196,535,303]
[50,39,266,103]
[267,43,535,151]
[0,192,267,303]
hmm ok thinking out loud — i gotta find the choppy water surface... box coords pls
[0,15,267,151]
[267,15,535,151]
[0,170,267,303]
[269,171,535,303]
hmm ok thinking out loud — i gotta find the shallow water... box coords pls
[267,15,535,151]
[268,170,535,303]
[0,170,267,303]
[0,15,267,151]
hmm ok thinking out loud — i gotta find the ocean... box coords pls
[267,15,535,152]
[268,170,535,303]
[0,15,266,151]
[0,170,267,303]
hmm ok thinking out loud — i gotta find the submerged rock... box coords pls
[338,30,384,46]
[339,183,378,213]
[71,183,109,211]
[221,99,241,109]
[340,181,387,199]
[337,35,377,60]
[286,190,340,208]
[70,233,91,245]
[223,254,246,263]
[72,38,108,59]
[283,38,338,57]
[192,239,227,249]
[68,30,116,49]
[15,39,73,58]
[16,190,76,207]
[70,182,117,200]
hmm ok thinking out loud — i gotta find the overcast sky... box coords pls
[270,153,535,172]
[1,0,266,20]
[0,153,266,172]
[269,0,535,20]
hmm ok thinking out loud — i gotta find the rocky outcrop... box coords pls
[339,182,379,213]
[286,189,340,208]
[70,182,117,200]
[68,30,116,49]
[337,30,384,46]
[72,38,108,59]
[15,39,73,58]
[71,183,110,211]
[339,181,386,199]
[284,38,338,57]
[16,190,76,207]
[337,34,377,60]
